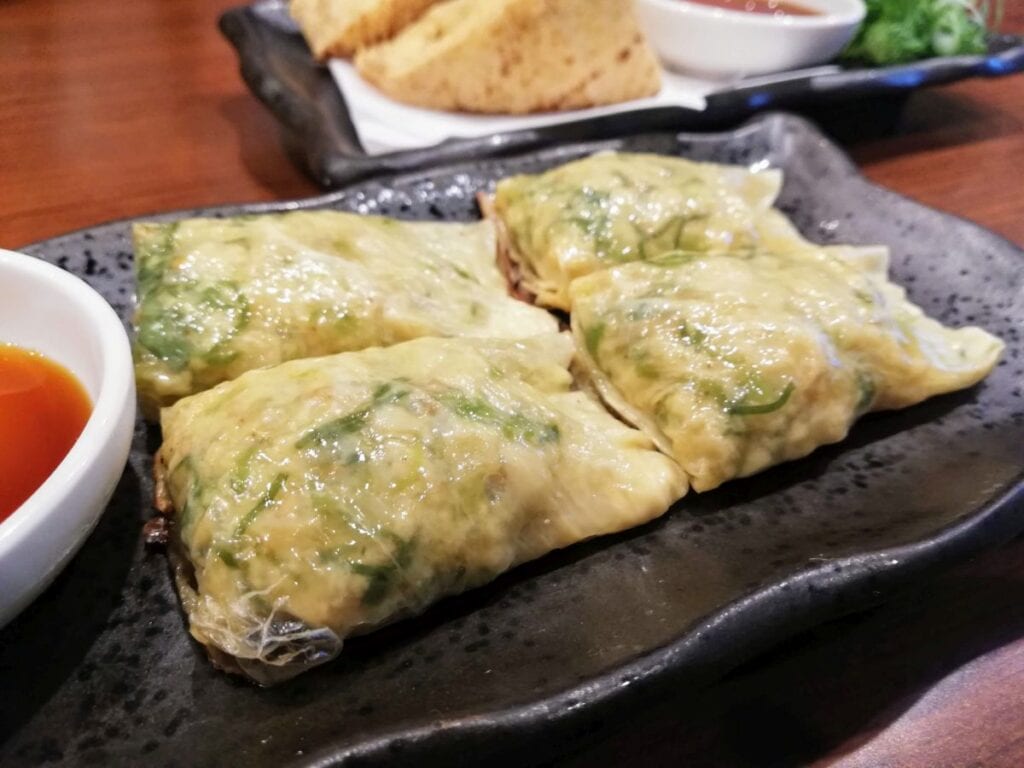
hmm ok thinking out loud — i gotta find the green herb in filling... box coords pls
[639,216,687,260]
[234,473,288,536]
[855,372,877,415]
[676,320,707,348]
[135,222,180,298]
[169,456,202,530]
[229,447,260,495]
[727,382,796,416]
[296,410,369,452]
[438,391,560,445]
[296,380,413,457]
[584,322,606,359]
[451,264,476,282]
[648,250,699,268]
[216,548,242,569]
[351,534,415,606]
[136,313,192,371]
[135,280,251,371]
[372,380,411,404]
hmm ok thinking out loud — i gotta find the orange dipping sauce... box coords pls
[0,344,92,522]
[683,0,819,15]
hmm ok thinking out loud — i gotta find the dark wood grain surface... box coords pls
[2,2,1023,765]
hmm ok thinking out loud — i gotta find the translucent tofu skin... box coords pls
[571,249,1004,492]
[132,212,558,416]
[489,151,782,310]
[155,334,686,683]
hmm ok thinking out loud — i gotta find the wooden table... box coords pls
[2,2,1023,765]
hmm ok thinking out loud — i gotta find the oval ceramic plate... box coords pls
[1,113,1022,768]
[219,0,1024,184]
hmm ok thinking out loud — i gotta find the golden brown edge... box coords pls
[567,308,678,460]
[151,440,497,683]
[152,448,254,681]
[142,206,597,682]
[476,191,537,305]
[293,0,448,61]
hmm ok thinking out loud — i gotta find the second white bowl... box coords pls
[636,0,866,77]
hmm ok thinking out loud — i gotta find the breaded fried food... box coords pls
[291,0,444,59]
[354,0,661,114]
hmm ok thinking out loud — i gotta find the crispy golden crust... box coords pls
[290,0,444,59]
[354,0,661,114]
[152,448,173,516]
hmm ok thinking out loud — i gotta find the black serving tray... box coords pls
[219,0,1024,188]
[1,113,1023,768]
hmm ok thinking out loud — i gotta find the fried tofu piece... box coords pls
[355,0,661,114]
[291,0,444,59]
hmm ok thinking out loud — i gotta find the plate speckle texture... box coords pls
[1,113,1022,768]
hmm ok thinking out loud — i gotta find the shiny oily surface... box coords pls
[0,344,92,521]
[680,0,819,16]
[2,115,1022,768]
[158,334,684,682]
[491,152,781,310]
[132,213,556,416]
[570,248,1002,492]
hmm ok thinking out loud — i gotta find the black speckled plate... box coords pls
[218,0,1024,187]
[1,112,1022,768]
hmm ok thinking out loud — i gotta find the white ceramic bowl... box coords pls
[0,248,135,628]
[636,0,866,77]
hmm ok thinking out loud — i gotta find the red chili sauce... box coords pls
[683,0,819,16]
[0,344,92,521]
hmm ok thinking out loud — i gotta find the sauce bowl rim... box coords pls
[639,0,867,28]
[0,248,135,554]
